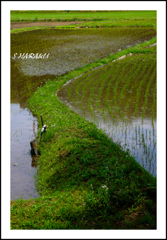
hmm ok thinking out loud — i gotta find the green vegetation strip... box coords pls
[11,10,156,22]
[10,10,156,34]
[11,38,156,230]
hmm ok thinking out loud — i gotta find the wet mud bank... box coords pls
[10,21,85,30]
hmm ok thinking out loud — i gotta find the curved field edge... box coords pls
[11,39,156,230]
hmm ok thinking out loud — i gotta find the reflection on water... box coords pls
[97,117,156,177]
[57,94,157,177]
[11,104,40,200]
[58,98,157,177]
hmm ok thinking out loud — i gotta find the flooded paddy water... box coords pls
[11,27,156,200]
[57,48,157,177]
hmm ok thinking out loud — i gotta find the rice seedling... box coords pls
[151,82,157,124]
[120,53,149,100]
[76,67,102,100]
[142,68,156,120]
[97,64,120,113]
[134,57,156,116]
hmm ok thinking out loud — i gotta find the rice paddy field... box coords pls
[11,27,156,105]
[10,10,157,230]
[57,45,157,176]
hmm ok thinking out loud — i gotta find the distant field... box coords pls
[11,10,156,22]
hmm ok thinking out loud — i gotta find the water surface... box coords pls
[11,104,40,200]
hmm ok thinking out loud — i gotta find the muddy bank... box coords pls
[10,21,85,30]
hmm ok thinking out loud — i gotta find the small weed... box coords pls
[33,17,38,22]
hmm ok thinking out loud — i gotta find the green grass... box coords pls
[11,10,156,22]
[11,39,156,230]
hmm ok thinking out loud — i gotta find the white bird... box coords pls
[39,125,48,142]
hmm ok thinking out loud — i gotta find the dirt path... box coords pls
[11,21,85,30]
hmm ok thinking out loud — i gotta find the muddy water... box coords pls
[57,51,157,177]
[11,104,40,199]
[11,27,156,200]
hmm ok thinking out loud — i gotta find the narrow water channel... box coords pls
[11,104,39,200]
[11,27,156,200]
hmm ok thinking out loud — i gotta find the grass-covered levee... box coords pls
[11,39,156,230]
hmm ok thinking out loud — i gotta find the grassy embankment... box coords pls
[10,10,156,34]
[11,37,156,229]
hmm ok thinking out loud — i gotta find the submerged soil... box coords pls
[10,21,85,30]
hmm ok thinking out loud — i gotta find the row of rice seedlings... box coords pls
[132,57,156,115]
[151,82,157,124]
[120,53,149,100]
[68,66,109,115]
[120,56,146,105]
[97,65,124,123]
[67,67,101,103]
[130,126,142,152]
[98,54,149,123]
[111,60,133,119]
[142,67,156,120]
[96,63,121,119]
[82,67,107,99]
[126,123,156,175]
[65,66,108,116]
[123,55,151,100]
[74,66,102,98]
[116,56,150,117]
[139,132,156,168]
[78,67,111,116]
[140,127,156,156]
[88,81,100,117]
[80,64,113,120]
[97,63,120,108]
[107,57,143,122]
[120,56,150,118]
[88,65,115,118]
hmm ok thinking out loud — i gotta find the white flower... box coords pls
[101,185,108,190]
